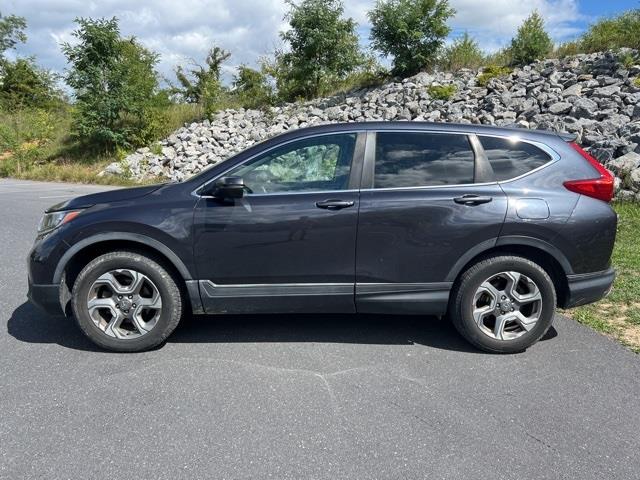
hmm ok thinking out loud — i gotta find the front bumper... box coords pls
[27,282,63,315]
[563,267,616,309]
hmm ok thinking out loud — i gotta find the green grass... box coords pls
[477,65,513,87]
[569,202,640,352]
[0,103,203,185]
[427,84,457,100]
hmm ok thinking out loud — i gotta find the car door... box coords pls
[193,132,365,314]
[355,130,508,315]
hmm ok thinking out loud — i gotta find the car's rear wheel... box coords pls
[71,251,183,352]
[449,255,556,353]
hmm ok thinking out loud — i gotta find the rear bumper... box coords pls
[563,267,616,309]
[27,282,63,315]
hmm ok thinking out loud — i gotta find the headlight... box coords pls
[37,210,82,235]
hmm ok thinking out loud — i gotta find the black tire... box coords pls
[449,255,556,354]
[71,251,183,352]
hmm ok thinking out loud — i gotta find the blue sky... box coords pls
[2,0,638,85]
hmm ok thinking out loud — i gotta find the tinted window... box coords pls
[480,136,551,181]
[227,134,356,194]
[374,132,475,188]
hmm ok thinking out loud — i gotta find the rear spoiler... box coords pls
[557,131,577,142]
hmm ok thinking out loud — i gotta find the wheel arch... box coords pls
[446,236,571,307]
[55,233,201,316]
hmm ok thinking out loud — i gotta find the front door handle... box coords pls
[453,195,493,206]
[316,199,355,210]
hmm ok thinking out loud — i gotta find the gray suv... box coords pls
[28,122,616,353]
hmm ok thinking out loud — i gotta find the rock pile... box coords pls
[104,50,640,198]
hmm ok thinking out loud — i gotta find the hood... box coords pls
[46,184,166,213]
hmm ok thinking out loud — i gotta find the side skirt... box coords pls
[198,281,356,314]
[355,282,452,315]
[195,281,452,316]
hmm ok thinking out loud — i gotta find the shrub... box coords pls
[271,0,364,101]
[509,11,553,66]
[618,51,639,69]
[0,12,26,57]
[369,0,455,76]
[477,65,512,87]
[427,84,456,100]
[62,17,164,151]
[0,108,58,176]
[554,41,581,58]
[174,45,230,109]
[580,9,640,52]
[440,32,485,71]
[0,58,62,110]
[233,65,274,109]
[634,77,640,87]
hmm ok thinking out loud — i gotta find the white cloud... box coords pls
[448,0,584,51]
[0,0,593,85]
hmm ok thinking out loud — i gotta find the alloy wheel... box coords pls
[472,271,543,341]
[86,269,162,339]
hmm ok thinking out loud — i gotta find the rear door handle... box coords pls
[316,199,355,210]
[453,195,493,206]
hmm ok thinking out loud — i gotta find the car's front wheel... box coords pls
[449,255,556,353]
[71,251,183,352]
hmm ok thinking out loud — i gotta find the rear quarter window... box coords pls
[479,136,551,181]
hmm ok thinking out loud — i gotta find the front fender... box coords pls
[53,232,193,284]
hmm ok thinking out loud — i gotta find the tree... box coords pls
[440,32,485,71]
[579,9,640,52]
[0,58,61,109]
[233,65,273,109]
[175,45,231,105]
[509,11,553,66]
[0,12,26,58]
[369,0,454,76]
[62,17,162,150]
[273,0,364,100]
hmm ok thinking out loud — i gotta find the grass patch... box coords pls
[568,202,640,353]
[477,65,512,87]
[427,84,457,100]
[0,103,202,185]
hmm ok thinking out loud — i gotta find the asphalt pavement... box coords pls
[1,178,639,480]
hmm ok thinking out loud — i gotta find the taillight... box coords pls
[563,142,614,203]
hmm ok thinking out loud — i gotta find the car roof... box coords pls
[271,121,573,144]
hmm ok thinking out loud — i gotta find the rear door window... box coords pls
[374,132,475,188]
[479,136,551,181]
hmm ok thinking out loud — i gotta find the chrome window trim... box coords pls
[363,130,560,191]
[192,130,366,198]
[475,133,560,185]
[192,128,562,196]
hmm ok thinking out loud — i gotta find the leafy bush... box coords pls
[440,32,485,71]
[0,58,62,110]
[554,41,581,58]
[62,17,164,151]
[174,45,231,115]
[369,0,454,76]
[634,77,640,87]
[580,9,640,53]
[270,0,364,101]
[427,84,456,100]
[618,51,639,69]
[0,12,26,56]
[233,65,274,109]
[509,11,553,66]
[0,108,58,176]
[477,65,512,87]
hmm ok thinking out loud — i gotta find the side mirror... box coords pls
[212,176,245,199]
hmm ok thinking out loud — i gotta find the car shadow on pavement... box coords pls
[8,301,557,354]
